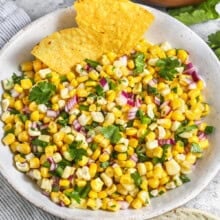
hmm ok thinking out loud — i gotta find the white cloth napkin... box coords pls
[0,0,30,48]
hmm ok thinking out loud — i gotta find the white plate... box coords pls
[0,5,220,220]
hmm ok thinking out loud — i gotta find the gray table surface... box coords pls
[2,0,220,219]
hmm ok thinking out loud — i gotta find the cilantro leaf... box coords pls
[176,124,197,135]
[29,81,56,104]
[65,191,81,204]
[204,125,215,134]
[133,52,145,74]
[168,0,220,26]
[156,58,181,81]
[57,111,69,126]
[180,174,191,183]
[19,114,28,123]
[135,146,149,162]
[147,85,158,95]
[4,128,15,136]
[95,85,104,96]
[131,172,142,187]
[85,59,100,68]
[68,141,87,163]
[101,125,122,144]
[32,138,48,147]
[208,31,220,60]
[191,142,202,153]
[100,161,110,168]
[9,109,20,115]
[12,73,24,84]
[136,109,151,124]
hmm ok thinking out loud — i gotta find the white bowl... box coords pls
[0,5,220,220]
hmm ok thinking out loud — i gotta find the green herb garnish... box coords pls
[191,142,202,153]
[101,125,122,144]
[133,52,145,74]
[100,161,110,168]
[95,85,104,97]
[204,125,215,135]
[12,73,24,84]
[68,141,87,163]
[180,174,191,183]
[156,57,181,81]
[29,81,56,104]
[131,172,142,187]
[32,138,48,147]
[85,59,100,68]
[168,0,220,26]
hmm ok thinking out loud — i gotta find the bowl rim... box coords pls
[0,4,220,220]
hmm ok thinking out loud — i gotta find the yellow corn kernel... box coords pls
[137,163,147,176]
[30,111,40,121]
[2,133,15,145]
[20,78,32,90]
[59,193,71,206]
[127,147,134,156]
[14,100,23,111]
[92,148,101,160]
[157,118,172,129]
[99,153,110,163]
[160,176,170,185]
[126,128,137,136]
[85,81,97,87]
[186,153,197,164]
[77,89,88,97]
[88,71,99,81]
[137,190,149,204]
[177,49,188,63]
[98,191,108,199]
[53,132,65,143]
[125,160,136,168]
[77,75,89,83]
[145,161,153,171]
[127,59,135,69]
[105,167,114,177]
[88,163,97,179]
[116,184,128,195]
[106,200,120,212]
[14,84,23,93]
[59,179,70,188]
[10,142,19,153]
[146,132,156,141]
[29,157,40,169]
[126,195,134,204]
[197,80,204,90]
[50,192,60,203]
[40,154,47,165]
[91,178,104,192]
[129,138,138,148]
[185,110,195,121]
[131,198,142,209]
[112,107,122,118]
[40,167,51,178]
[171,110,185,121]
[170,98,182,109]
[14,154,26,163]
[117,153,127,161]
[153,147,163,158]
[88,190,98,199]
[17,143,31,154]
[106,90,116,102]
[63,134,74,144]
[93,134,104,143]
[140,179,148,190]
[68,114,76,124]
[78,156,89,166]
[113,166,123,177]
[32,60,42,72]
[166,49,176,57]
[21,61,33,71]
[18,131,29,142]
[148,178,159,189]
[188,136,199,143]
[114,144,127,153]
[47,121,57,134]
[70,78,78,87]
[153,166,163,179]
[106,184,117,196]
[45,145,54,157]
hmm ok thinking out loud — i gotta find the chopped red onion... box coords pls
[42,191,50,197]
[195,120,202,125]
[128,107,138,120]
[86,137,93,143]
[99,78,109,91]
[122,91,129,98]
[161,105,172,117]
[11,89,19,98]
[118,201,129,210]
[48,157,57,171]
[60,201,66,207]
[73,120,81,131]
[160,101,169,109]
[65,95,78,112]
[198,131,207,140]
[130,154,138,162]
[188,82,197,90]
[23,106,30,114]
[135,98,142,107]
[191,71,200,82]
[148,79,157,87]
[32,122,37,129]
[68,175,74,182]
[154,96,161,106]
[158,139,175,146]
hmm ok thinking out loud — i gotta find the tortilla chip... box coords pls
[74,0,154,54]
[32,0,154,74]
[32,28,102,74]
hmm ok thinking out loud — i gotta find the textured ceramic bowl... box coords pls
[0,5,220,220]
[141,0,203,7]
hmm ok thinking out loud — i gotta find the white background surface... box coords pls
[5,0,220,218]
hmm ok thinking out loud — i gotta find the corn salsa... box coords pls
[1,40,213,211]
